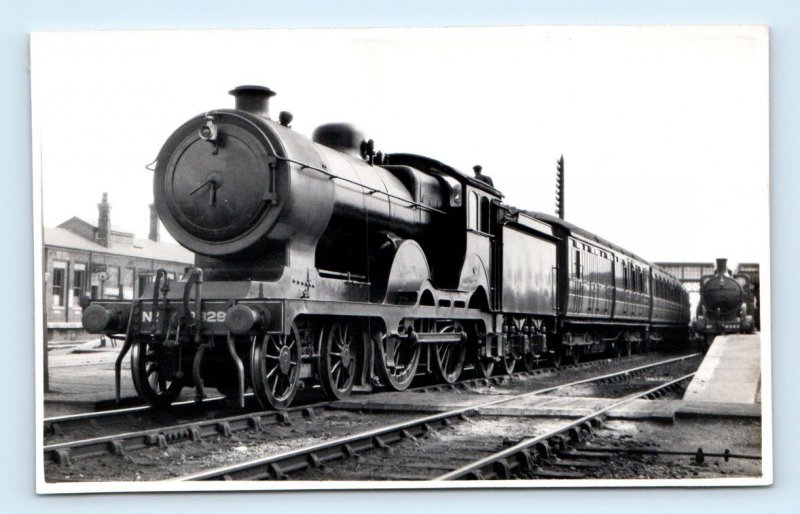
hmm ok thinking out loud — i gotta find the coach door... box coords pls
[568,240,583,315]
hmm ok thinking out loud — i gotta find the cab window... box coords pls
[468,192,478,230]
[479,196,490,233]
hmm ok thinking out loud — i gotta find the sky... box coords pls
[31,26,769,267]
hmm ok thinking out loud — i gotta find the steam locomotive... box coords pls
[82,85,690,410]
[693,258,756,347]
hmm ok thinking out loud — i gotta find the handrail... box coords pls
[274,155,447,215]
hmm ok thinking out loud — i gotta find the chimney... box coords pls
[148,203,160,242]
[229,85,276,118]
[97,193,111,247]
[715,258,728,275]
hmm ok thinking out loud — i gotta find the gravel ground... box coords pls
[291,415,576,480]
[271,410,761,482]
[565,417,763,480]
[281,415,761,482]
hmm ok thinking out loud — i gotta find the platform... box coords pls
[43,340,143,416]
[683,334,761,404]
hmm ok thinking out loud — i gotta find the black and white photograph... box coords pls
[32,26,770,492]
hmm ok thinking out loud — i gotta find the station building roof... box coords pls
[44,225,193,264]
[61,216,135,236]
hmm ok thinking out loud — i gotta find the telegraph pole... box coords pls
[555,155,565,220]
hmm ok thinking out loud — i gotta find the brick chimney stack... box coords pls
[97,193,111,247]
[148,203,160,242]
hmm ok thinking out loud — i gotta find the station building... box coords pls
[43,193,193,341]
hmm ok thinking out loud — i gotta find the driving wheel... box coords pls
[319,320,364,400]
[431,325,466,384]
[250,325,301,410]
[374,329,420,391]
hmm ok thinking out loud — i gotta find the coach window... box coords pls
[52,261,67,307]
[586,252,592,282]
[72,263,86,306]
[574,249,581,279]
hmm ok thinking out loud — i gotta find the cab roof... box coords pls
[384,153,503,197]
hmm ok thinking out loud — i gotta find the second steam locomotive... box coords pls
[693,258,756,347]
[82,85,690,410]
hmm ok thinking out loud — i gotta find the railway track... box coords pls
[42,352,701,482]
[435,374,695,480]
[174,353,700,481]
[43,352,689,476]
[44,351,657,443]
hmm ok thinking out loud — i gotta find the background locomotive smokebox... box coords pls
[30,25,770,493]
